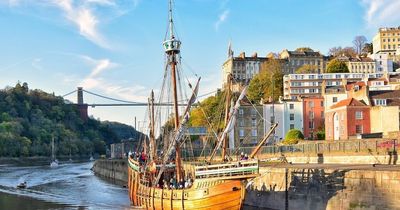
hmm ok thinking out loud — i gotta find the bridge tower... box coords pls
[76,87,88,122]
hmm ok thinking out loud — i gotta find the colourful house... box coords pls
[302,97,324,139]
[325,98,370,140]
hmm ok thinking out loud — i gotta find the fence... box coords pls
[182,138,399,160]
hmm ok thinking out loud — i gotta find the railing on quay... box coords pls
[182,138,399,160]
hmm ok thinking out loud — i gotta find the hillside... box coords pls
[0,83,142,157]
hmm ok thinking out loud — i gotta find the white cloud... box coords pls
[78,55,118,88]
[53,0,111,49]
[361,0,400,28]
[214,9,229,31]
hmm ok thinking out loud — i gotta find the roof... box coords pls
[369,90,400,106]
[287,50,322,57]
[330,98,367,109]
[346,81,366,91]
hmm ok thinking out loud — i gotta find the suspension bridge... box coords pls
[62,87,189,107]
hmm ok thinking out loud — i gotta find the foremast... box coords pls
[163,0,183,182]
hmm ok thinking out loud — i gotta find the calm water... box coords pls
[0,161,135,210]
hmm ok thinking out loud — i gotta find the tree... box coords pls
[282,129,304,145]
[362,43,373,54]
[295,64,319,74]
[295,47,313,52]
[247,59,283,103]
[326,59,349,73]
[353,36,367,55]
[328,46,357,57]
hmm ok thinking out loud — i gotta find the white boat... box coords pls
[50,137,59,167]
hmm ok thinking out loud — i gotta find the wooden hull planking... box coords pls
[128,158,245,210]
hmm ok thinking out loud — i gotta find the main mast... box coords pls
[222,74,232,159]
[163,0,183,181]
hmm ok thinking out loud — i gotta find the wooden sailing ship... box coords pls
[128,1,277,209]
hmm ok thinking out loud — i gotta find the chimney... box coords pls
[252,52,258,58]
[240,52,245,59]
[268,96,273,103]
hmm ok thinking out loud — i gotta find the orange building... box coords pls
[325,98,371,140]
[302,97,324,139]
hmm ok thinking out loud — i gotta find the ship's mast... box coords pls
[149,90,156,161]
[221,74,232,159]
[163,0,183,181]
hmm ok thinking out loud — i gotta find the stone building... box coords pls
[221,45,268,91]
[279,49,326,74]
[373,26,400,60]
[230,101,264,147]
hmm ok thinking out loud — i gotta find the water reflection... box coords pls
[0,161,136,210]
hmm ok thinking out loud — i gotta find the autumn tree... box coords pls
[326,59,349,73]
[295,64,319,74]
[247,59,283,103]
[295,47,314,52]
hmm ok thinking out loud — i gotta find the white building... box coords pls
[283,73,385,99]
[263,98,303,143]
[368,53,394,73]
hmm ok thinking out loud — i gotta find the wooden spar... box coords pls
[149,90,156,161]
[171,53,183,182]
[249,123,278,159]
[222,74,232,159]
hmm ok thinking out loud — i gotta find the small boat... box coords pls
[50,137,59,167]
[17,181,27,189]
[50,159,59,167]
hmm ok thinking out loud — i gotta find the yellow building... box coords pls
[373,27,400,60]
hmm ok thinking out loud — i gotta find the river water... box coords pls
[0,161,135,210]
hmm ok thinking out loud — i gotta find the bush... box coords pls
[283,129,304,145]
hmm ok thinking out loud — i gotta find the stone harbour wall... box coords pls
[92,159,128,184]
[245,167,400,210]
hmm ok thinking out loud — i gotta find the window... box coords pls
[355,111,363,120]
[309,111,314,119]
[251,119,257,126]
[251,109,257,116]
[374,99,387,106]
[333,97,338,103]
[251,129,257,137]
[320,101,324,107]
[308,101,314,108]
[356,125,363,134]
[289,104,294,109]
[290,114,294,121]
[239,109,244,115]
[321,111,324,118]
[239,119,244,127]
[290,124,294,129]
[309,121,314,129]
[239,129,245,137]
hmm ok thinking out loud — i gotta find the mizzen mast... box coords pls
[221,74,232,159]
[148,90,156,161]
[163,0,183,181]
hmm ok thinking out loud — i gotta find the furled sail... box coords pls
[209,86,247,162]
[154,77,200,183]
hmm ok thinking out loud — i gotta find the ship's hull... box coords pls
[128,158,245,210]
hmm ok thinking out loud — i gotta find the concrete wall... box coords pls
[245,167,400,210]
[92,159,128,184]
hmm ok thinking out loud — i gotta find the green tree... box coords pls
[247,59,283,103]
[283,129,304,145]
[326,59,349,73]
[295,64,319,74]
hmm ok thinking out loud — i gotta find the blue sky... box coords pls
[0,0,399,127]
